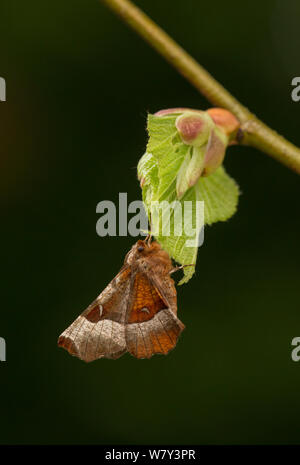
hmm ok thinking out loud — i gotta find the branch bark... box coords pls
[101,0,300,175]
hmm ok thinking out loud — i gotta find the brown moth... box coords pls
[58,239,185,361]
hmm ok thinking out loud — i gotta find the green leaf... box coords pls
[138,113,240,284]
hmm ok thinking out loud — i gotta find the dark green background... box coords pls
[1,0,299,445]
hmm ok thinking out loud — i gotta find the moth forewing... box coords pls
[58,266,131,362]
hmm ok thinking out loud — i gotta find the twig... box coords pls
[100,0,300,175]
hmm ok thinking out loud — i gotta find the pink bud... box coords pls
[206,108,240,136]
[175,111,213,147]
[155,107,200,117]
[202,129,227,176]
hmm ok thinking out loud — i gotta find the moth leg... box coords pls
[169,264,195,275]
[144,234,152,246]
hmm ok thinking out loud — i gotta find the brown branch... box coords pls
[101,0,300,174]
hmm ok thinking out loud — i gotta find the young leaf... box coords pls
[138,112,239,283]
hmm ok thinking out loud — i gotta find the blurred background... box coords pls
[0,0,299,445]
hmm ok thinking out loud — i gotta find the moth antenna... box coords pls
[144,234,152,246]
[145,209,153,246]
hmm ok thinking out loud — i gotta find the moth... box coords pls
[58,239,185,361]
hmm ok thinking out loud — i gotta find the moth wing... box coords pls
[125,272,185,359]
[58,267,131,362]
[146,268,178,316]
